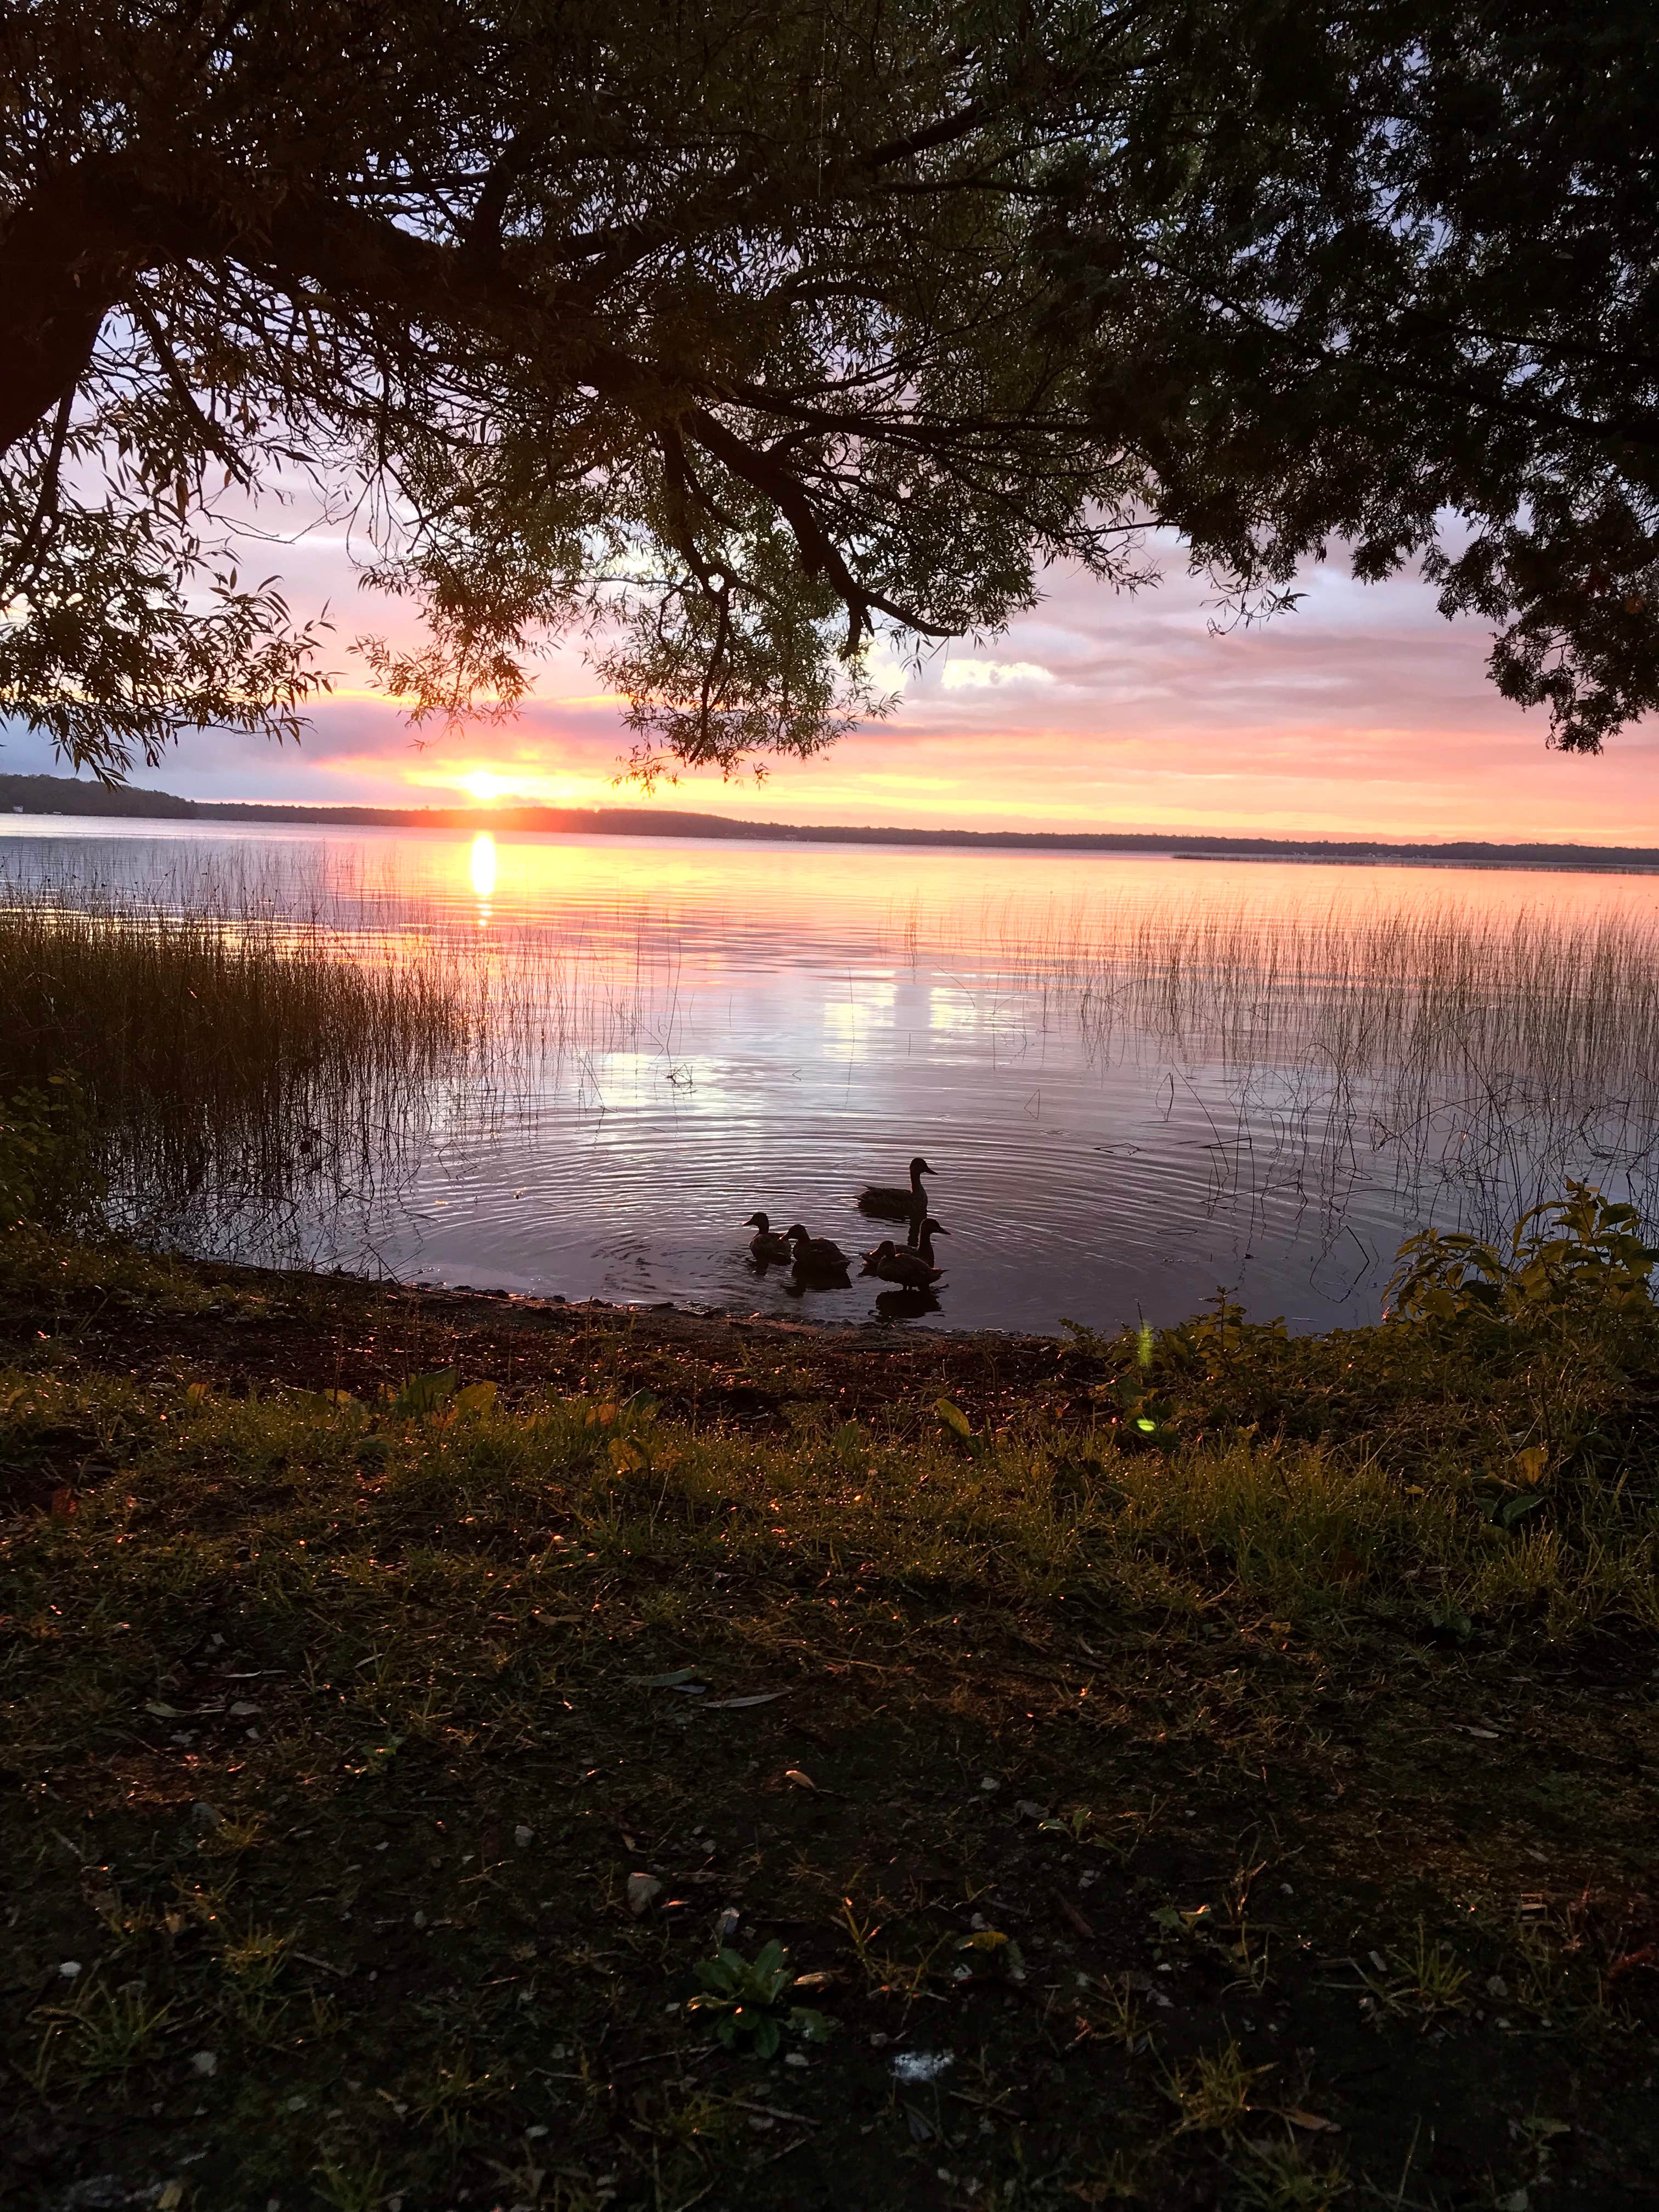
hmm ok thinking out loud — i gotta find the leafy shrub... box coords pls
[1387,1183,1658,1323]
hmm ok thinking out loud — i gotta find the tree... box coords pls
[1,0,1655,785]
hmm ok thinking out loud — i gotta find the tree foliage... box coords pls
[1,0,1654,782]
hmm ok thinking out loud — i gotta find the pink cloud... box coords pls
[4,530,1655,840]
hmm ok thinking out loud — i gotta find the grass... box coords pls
[907,884,1659,1240]
[0,873,472,1240]
[2,1221,1657,2209]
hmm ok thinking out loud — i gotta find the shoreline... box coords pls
[8,769,1659,875]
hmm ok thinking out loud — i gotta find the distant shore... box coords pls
[5,767,1659,873]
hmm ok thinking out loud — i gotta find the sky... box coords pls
[6,527,1658,842]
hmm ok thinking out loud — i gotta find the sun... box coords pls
[463,769,506,802]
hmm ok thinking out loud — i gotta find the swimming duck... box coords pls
[856,1155,933,1222]
[784,1223,851,1275]
[906,1216,948,1271]
[861,1234,946,1289]
[743,1212,794,1262]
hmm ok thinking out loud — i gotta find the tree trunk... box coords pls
[0,179,127,454]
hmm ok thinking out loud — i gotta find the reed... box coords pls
[0,878,473,1241]
[887,884,1659,1236]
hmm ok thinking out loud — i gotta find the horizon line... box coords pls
[3,769,1659,873]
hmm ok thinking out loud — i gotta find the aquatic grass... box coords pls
[0,872,485,1259]
[888,884,1659,1242]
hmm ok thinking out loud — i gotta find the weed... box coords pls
[1357,1920,1469,2019]
[686,1941,832,2058]
[313,2155,387,2212]
[221,1924,293,1997]
[1160,2038,1269,2136]
[35,1978,174,2090]
[1039,1805,1094,1842]
[1232,2136,1349,2211]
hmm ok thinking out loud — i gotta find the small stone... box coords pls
[59,1960,82,1978]
[514,1825,533,1849]
[190,2050,218,2076]
[1486,1973,1509,1997]
[412,1911,426,1928]
[978,1776,1000,1793]
[626,1872,663,1917]
[189,1802,222,1830]
[784,2051,809,2068]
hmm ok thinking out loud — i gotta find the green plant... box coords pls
[1160,2038,1269,2136]
[1387,1183,1658,1324]
[1039,1805,1094,1842]
[312,2154,388,2212]
[0,1072,103,1232]
[1356,1921,1469,2018]
[1233,2137,1349,2211]
[686,1942,832,2058]
[35,1978,174,2089]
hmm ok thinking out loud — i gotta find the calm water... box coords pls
[6,819,1659,1335]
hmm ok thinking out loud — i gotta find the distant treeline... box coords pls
[3,770,1657,873]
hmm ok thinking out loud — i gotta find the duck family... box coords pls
[742,1156,951,1298]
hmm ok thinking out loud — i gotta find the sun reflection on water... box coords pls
[469,831,496,917]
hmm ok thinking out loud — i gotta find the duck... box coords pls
[890,1215,947,1272]
[784,1223,851,1276]
[856,1155,934,1222]
[860,1234,946,1289]
[743,1211,794,1262]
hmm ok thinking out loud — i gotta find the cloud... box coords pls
[3,523,1656,840]
[939,657,1057,691]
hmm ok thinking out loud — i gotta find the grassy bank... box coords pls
[3,1224,1658,2212]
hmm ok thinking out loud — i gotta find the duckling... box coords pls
[856,1155,933,1222]
[743,1212,793,1262]
[784,1223,851,1276]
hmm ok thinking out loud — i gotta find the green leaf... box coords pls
[391,1367,459,1418]
[934,1397,972,1441]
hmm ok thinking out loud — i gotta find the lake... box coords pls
[5,818,1658,1335]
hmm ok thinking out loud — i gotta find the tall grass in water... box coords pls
[0,882,472,1247]
[889,887,1659,1235]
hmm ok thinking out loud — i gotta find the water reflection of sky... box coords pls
[4,819,1658,1335]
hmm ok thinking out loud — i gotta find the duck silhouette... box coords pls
[856,1155,933,1223]
[784,1223,851,1278]
[743,1212,793,1262]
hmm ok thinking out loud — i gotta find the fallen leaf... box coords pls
[158,2185,184,2211]
[1280,2107,1341,2132]
[782,1768,816,1790]
[704,1690,789,1709]
[1054,1892,1096,1940]
[48,1487,76,1519]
